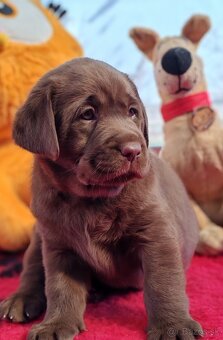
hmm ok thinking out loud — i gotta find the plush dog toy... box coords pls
[130,15,223,255]
[0,0,82,251]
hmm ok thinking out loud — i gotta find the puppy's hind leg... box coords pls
[0,226,46,323]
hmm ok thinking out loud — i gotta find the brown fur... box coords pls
[0,58,202,339]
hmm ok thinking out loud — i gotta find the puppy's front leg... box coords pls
[28,241,91,340]
[142,233,202,340]
[0,228,46,322]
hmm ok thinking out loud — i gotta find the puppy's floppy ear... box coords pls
[182,15,211,45]
[142,106,149,147]
[129,27,160,61]
[13,83,59,161]
[125,73,149,146]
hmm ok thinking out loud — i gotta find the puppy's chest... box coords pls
[68,207,134,273]
[40,193,138,274]
[87,210,126,243]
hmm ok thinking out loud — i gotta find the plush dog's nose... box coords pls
[120,142,141,162]
[161,47,192,75]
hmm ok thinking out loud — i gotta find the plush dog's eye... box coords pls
[80,109,97,120]
[129,107,138,118]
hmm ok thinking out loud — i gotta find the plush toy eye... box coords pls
[80,109,97,121]
[129,107,138,118]
[0,2,15,16]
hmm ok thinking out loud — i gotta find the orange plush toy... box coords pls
[0,0,83,251]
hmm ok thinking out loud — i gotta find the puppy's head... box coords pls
[130,15,210,102]
[13,58,149,198]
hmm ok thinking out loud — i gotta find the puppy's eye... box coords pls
[80,109,97,121]
[129,107,138,118]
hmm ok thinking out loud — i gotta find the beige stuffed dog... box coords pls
[130,15,223,255]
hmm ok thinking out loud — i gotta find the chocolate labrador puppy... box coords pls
[0,58,202,340]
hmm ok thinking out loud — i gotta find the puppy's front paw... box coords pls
[28,320,86,340]
[0,292,46,323]
[148,319,203,339]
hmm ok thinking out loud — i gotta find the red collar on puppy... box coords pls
[161,91,211,122]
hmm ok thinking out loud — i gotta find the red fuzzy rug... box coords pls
[0,253,222,340]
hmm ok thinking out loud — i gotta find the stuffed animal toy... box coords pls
[0,0,83,251]
[130,15,223,255]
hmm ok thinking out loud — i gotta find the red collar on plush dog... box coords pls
[161,91,211,122]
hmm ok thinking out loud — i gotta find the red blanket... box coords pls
[0,253,222,340]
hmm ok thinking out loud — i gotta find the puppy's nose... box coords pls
[161,47,192,75]
[120,142,141,162]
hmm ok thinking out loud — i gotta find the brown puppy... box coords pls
[0,58,202,340]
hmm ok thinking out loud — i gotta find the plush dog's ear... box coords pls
[129,27,160,61]
[13,84,59,161]
[182,15,211,45]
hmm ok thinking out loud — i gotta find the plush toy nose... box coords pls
[120,142,141,162]
[161,47,192,75]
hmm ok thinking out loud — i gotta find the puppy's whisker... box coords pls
[63,165,77,175]
[94,162,111,181]
[92,163,104,179]
[95,160,103,173]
